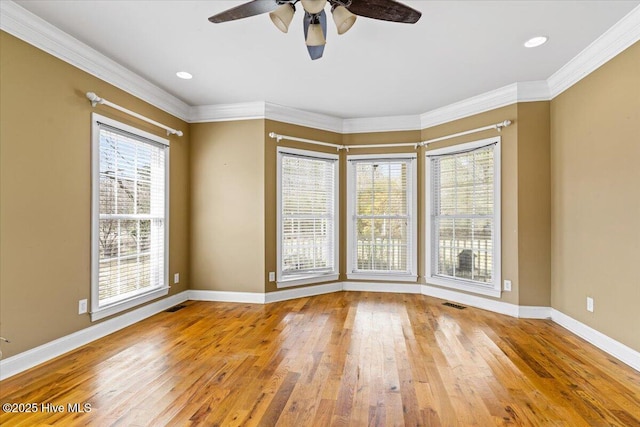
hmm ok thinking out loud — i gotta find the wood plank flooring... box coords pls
[1,292,639,426]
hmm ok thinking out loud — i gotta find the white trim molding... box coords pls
[343,115,422,134]
[265,282,343,303]
[3,2,638,133]
[266,103,343,134]
[519,306,552,319]
[420,82,551,130]
[421,284,519,317]
[188,283,343,304]
[0,291,189,381]
[551,309,640,372]
[343,281,421,294]
[421,284,551,320]
[2,286,637,380]
[0,0,190,121]
[548,4,640,98]
[420,84,518,130]
[188,289,266,304]
[189,102,266,124]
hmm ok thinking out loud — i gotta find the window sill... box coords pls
[91,286,170,322]
[425,276,501,298]
[346,273,418,282]
[277,273,339,289]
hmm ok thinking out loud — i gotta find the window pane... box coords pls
[96,125,166,307]
[431,145,495,285]
[281,154,336,278]
[353,159,412,274]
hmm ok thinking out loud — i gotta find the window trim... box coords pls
[346,153,418,282]
[425,137,501,298]
[90,113,170,321]
[276,147,340,288]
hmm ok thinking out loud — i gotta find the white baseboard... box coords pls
[265,282,343,303]
[0,291,189,381]
[420,284,520,317]
[343,281,421,294]
[3,286,636,381]
[188,289,265,304]
[551,309,640,372]
[518,306,552,319]
[188,283,343,304]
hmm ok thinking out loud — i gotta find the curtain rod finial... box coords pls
[86,91,103,107]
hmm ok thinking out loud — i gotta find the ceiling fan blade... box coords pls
[303,10,327,61]
[208,0,280,23]
[347,0,421,24]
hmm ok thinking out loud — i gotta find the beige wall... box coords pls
[190,120,265,293]
[517,102,551,307]
[0,32,190,358]
[550,41,640,351]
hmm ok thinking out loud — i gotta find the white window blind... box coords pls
[279,150,338,283]
[350,157,415,276]
[430,144,496,285]
[92,114,168,319]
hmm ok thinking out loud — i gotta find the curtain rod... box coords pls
[86,92,183,137]
[269,120,512,151]
[422,120,511,146]
[268,132,347,151]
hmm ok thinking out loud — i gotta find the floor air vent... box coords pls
[443,302,466,310]
[165,305,186,313]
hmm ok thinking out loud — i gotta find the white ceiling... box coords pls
[12,0,640,119]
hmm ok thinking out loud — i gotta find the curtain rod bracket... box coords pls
[86,92,104,108]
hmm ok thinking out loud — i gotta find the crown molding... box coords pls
[189,102,266,123]
[516,80,552,102]
[548,4,640,98]
[0,1,191,121]
[342,115,422,134]
[420,84,517,129]
[189,102,344,133]
[265,103,344,133]
[3,1,637,133]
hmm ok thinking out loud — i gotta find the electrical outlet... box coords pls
[503,280,512,291]
[78,299,88,314]
[587,297,594,312]
[174,273,180,284]
[268,272,275,282]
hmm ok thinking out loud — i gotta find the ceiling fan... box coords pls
[208,0,421,60]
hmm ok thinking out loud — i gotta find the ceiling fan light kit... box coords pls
[306,21,327,46]
[209,0,422,60]
[269,3,296,33]
[332,5,357,35]
[301,0,328,15]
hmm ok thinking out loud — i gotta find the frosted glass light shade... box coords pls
[332,5,356,35]
[269,3,295,33]
[306,23,326,46]
[301,0,327,14]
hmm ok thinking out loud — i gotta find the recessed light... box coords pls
[176,71,193,80]
[524,36,548,48]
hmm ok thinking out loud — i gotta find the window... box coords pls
[277,147,339,287]
[91,113,169,321]
[347,154,418,281]
[426,137,501,297]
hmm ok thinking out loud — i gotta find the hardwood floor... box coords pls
[1,292,639,426]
